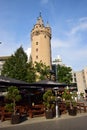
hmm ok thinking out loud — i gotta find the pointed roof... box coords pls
[36,12,44,25]
[46,21,50,28]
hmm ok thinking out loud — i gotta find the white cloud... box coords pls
[52,17,87,70]
[41,0,49,4]
[71,23,87,35]
[51,38,69,48]
[53,17,87,49]
[0,27,30,57]
[25,47,31,61]
[67,18,87,35]
[0,29,21,56]
[52,38,87,71]
[79,17,87,22]
[66,19,73,23]
[51,34,79,49]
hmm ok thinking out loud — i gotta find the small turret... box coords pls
[36,12,44,25]
[46,21,50,28]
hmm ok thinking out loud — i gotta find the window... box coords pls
[44,35,46,38]
[36,56,38,59]
[36,42,38,45]
[74,78,77,82]
[36,48,38,52]
[36,26,38,28]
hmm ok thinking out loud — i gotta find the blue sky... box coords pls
[0,0,87,71]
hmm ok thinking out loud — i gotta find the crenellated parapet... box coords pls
[31,14,51,40]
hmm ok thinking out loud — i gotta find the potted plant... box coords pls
[62,89,77,116]
[43,89,55,119]
[5,86,22,124]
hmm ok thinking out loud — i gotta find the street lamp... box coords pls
[53,87,59,118]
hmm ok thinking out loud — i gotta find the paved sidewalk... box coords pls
[0,112,87,128]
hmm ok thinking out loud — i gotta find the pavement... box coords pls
[0,112,87,128]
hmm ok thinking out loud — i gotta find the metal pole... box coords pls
[55,98,58,117]
[55,64,58,81]
[55,64,57,81]
[55,89,59,118]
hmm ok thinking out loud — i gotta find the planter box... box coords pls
[11,114,20,124]
[68,107,77,116]
[45,110,53,119]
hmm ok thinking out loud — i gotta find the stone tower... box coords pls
[31,14,52,69]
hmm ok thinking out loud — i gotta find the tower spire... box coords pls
[39,12,41,17]
[36,12,44,25]
[46,21,50,27]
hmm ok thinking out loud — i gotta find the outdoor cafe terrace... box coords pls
[0,76,87,122]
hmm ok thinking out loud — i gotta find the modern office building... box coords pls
[74,67,87,94]
[52,55,87,94]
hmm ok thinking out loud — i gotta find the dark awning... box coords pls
[0,75,30,87]
[0,76,67,89]
[32,79,67,88]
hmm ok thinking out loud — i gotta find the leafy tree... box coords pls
[1,46,50,83]
[5,86,21,115]
[26,61,36,83]
[34,61,50,81]
[1,46,28,81]
[56,64,72,85]
[43,89,55,110]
